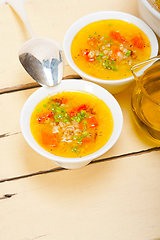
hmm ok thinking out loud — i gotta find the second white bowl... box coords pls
[63,11,158,94]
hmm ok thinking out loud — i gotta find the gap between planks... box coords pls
[0,75,82,95]
[0,146,160,184]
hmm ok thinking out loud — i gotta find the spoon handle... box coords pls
[5,0,36,38]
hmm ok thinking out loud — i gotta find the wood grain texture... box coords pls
[0,146,160,184]
[0,74,81,94]
[0,152,160,240]
[0,0,160,239]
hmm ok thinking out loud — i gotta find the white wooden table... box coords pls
[0,0,160,239]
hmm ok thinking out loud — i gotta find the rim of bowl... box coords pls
[20,79,123,164]
[63,11,158,85]
[139,0,160,20]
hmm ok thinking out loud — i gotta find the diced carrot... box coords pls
[61,98,68,104]
[77,104,89,112]
[79,121,84,130]
[68,110,77,117]
[87,37,97,46]
[110,31,127,43]
[131,36,144,49]
[68,104,89,117]
[110,46,120,60]
[41,130,58,147]
[87,116,98,128]
[37,111,53,123]
[82,137,91,144]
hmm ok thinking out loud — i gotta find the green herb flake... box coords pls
[111,65,117,71]
[77,117,81,123]
[55,102,60,106]
[103,59,118,71]
[55,109,61,113]
[65,113,69,117]
[83,131,88,137]
[63,118,68,122]
[99,53,104,57]
[97,56,101,61]
[72,146,79,153]
[126,50,131,57]
[36,109,42,112]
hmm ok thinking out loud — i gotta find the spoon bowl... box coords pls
[19,37,64,87]
[6,0,64,87]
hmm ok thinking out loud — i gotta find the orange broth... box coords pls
[71,19,151,80]
[30,91,114,158]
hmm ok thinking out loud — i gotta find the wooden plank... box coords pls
[0,75,81,94]
[0,152,160,240]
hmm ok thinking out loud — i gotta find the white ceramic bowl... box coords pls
[138,0,160,38]
[63,11,158,95]
[20,80,123,169]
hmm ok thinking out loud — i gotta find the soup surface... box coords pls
[71,20,151,80]
[30,91,114,158]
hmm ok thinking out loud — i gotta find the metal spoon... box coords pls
[6,0,64,87]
